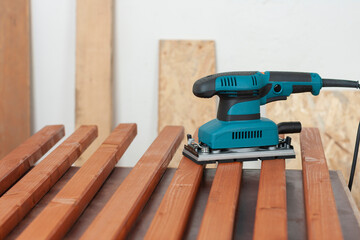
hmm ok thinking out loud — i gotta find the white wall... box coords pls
[30,0,360,166]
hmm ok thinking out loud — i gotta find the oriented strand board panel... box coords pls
[158,40,216,167]
[253,159,287,240]
[75,0,113,166]
[0,0,31,159]
[17,124,136,240]
[197,162,242,240]
[81,126,184,240]
[266,91,360,208]
[0,125,64,195]
[300,128,343,240]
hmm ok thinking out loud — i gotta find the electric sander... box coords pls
[183,71,360,164]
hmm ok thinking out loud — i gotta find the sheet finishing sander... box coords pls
[183,71,360,164]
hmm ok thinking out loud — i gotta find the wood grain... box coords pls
[300,128,343,240]
[197,162,242,240]
[266,91,360,209]
[158,40,216,167]
[17,124,136,240]
[75,0,113,166]
[145,132,203,240]
[0,125,64,195]
[0,0,31,159]
[80,126,184,240]
[253,159,287,240]
[0,126,97,239]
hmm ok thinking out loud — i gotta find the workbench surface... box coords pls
[6,167,360,240]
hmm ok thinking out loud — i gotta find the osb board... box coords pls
[75,0,113,166]
[158,40,216,167]
[266,90,360,208]
[0,0,30,158]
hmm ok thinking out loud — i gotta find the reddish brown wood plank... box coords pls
[80,126,184,239]
[17,124,136,239]
[18,124,136,239]
[0,125,65,195]
[253,159,287,240]
[197,162,242,240]
[300,128,343,240]
[145,132,203,240]
[0,125,97,238]
[0,0,31,159]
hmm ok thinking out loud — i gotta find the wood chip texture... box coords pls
[158,40,216,167]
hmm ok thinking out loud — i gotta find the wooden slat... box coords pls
[158,40,216,167]
[80,126,184,239]
[300,128,343,240]
[75,0,113,166]
[17,124,136,239]
[253,159,287,240]
[145,132,203,240]
[197,162,242,240]
[0,0,31,159]
[0,126,97,238]
[0,125,64,195]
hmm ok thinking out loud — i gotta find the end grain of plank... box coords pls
[197,162,242,240]
[0,0,31,159]
[0,126,97,239]
[17,124,136,240]
[301,128,343,240]
[253,159,287,240]
[80,126,184,240]
[145,132,203,240]
[0,125,65,195]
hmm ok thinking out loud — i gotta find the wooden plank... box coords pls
[17,124,136,239]
[0,125,64,195]
[0,125,97,238]
[197,162,242,240]
[253,159,287,240]
[75,0,113,166]
[145,132,203,240]
[80,126,184,240]
[158,40,216,167]
[300,128,343,240]
[0,0,31,159]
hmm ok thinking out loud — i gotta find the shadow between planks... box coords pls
[5,167,360,240]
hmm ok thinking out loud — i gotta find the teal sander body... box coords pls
[183,71,359,164]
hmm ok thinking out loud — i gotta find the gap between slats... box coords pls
[80,126,184,240]
[0,126,97,239]
[17,124,136,240]
[0,125,65,196]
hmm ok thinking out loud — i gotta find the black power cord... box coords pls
[348,122,360,191]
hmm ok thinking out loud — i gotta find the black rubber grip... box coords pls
[292,85,313,93]
[269,72,312,82]
[277,121,302,134]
